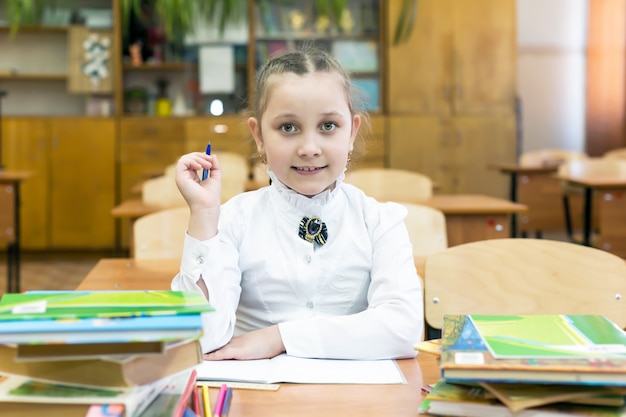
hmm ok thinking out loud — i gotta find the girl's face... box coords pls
[248,72,360,197]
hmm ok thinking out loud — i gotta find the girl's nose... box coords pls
[297,133,322,157]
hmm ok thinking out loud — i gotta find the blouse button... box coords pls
[303,254,312,264]
[196,256,204,265]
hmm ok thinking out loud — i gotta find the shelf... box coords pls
[0,74,67,81]
[123,63,196,71]
[0,25,68,33]
[255,33,378,42]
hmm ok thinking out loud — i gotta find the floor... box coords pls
[0,251,111,296]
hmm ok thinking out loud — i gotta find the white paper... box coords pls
[199,46,235,94]
[196,354,406,384]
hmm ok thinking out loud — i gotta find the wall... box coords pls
[517,0,588,153]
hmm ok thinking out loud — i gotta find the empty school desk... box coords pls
[420,194,527,247]
[76,258,440,417]
[556,170,626,258]
[0,170,32,293]
[488,162,564,236]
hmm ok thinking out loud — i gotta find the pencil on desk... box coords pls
[221,387,233,417]
[201,385,212,417]
[213,383,228,417]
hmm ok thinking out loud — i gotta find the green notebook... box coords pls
[0,290,213,320]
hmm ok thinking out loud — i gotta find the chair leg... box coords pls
[535,231,542,239]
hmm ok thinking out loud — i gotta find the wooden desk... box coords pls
[77,258,440,417]
[421,194,527,247]
[489,163,563,235]
[0,170,33,293]
[557,171,626,257]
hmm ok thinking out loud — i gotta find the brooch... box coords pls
[298,216,328,247]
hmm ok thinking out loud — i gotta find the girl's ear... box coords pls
[248,117,264,154]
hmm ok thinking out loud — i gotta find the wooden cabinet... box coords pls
[388,116,516,197]
[385,0,517,197]
[386,0,516,116]
[2,118,115,249]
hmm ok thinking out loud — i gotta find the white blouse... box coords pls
[172,174,423,360]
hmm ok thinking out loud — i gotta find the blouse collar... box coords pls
[268,169,345,217]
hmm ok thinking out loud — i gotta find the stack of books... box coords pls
[418,314,626,416]
[0,290,213,417]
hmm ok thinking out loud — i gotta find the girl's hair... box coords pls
[251,46,370,163]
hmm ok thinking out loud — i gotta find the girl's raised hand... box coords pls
[175,152,222,211]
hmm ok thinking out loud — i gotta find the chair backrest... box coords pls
[398,202,447,257]
[133,206,190,259]
[423,238,626,331]
[217,151,250,202]
[142,175,187,208]
[344,168,433,202]
[603,147,626,160]
[520,149,588,166]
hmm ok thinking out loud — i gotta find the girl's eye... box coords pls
[280,123,296,133]
[321,122,337,132]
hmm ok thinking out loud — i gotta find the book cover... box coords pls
[470,314,626,359]
[419,380,626,417]
[0,313,204,346]
[0,291,213,321]
[0,371,169,417]
[440,315,626,385]
[0,338,202,388]
[137,368,199,417]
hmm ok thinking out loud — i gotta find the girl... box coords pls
[172,48,423,360]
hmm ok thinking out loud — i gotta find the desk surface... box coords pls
[112,194,527,221]
[556,172,626,188]
[423,194,527,214]
[488,162,561,174]
[78,258,439,416]
[0,170,33,182]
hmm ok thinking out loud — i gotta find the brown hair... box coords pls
[250,46,370,164]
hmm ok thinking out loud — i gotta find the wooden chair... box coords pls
[141,175,187,208]
[423,238,626,339]
[517,149,588,238]
[216,151,250,202]
[603,147,626,160]
[344,168,433,202]
[398,202,447,257]
[133,206,190,259]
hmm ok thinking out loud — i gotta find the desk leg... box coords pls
[583,187,593,247]
[5,183,21,293]
[509,173,518,237]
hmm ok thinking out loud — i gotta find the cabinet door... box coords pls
[49,118,116,248]
[386,0,453,115]
[452,0,516,115]
[1,118,50,249]
[388,116,457,192]
[453,116,516,197]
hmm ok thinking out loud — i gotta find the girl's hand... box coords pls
[175,152,222,240]
[175,152,222,210]
[203,325,286,360]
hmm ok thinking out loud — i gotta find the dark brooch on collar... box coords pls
[298,216,328,247]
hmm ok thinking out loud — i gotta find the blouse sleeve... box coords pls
[171,205,244,354]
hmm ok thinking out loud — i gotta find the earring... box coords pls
[259,154,267,164]
[347,152,352,163]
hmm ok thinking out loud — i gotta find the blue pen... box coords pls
[202,143,211,181]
